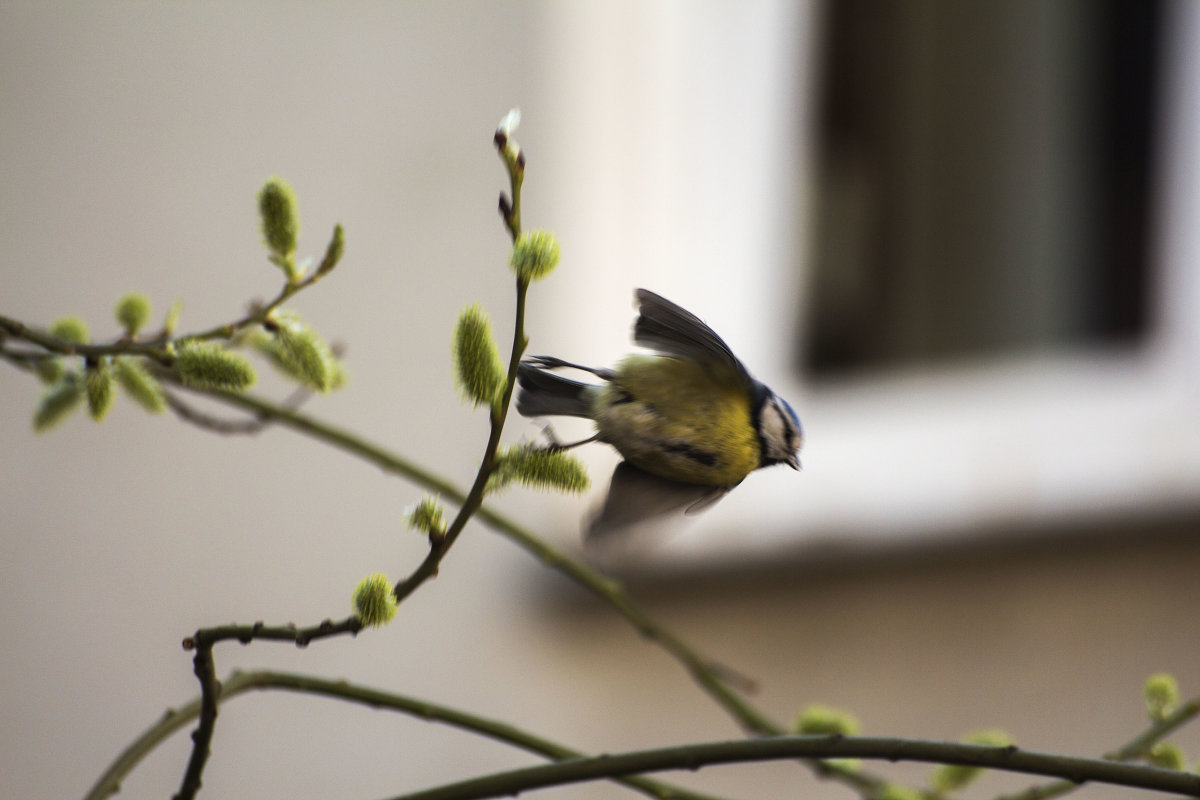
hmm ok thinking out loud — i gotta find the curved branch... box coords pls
[161,386,314,435]
[385,736,1200,800]
[994,697,1200,800]
[388,123,531,603]
[171,143,534,799]
[188,385,780,736]
[171,618,363,800]
[85,670,731,800]
[0,254,330,363]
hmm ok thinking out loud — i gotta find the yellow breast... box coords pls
[593,356,760,487]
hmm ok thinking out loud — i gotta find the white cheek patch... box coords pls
[760,400,790,460]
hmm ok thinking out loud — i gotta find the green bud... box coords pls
[316,223,345,276]
[114,357,165,413]
[1144,673,1181,721]
[35,357,63,385]
[876,784,925,800]
[258,177,300,280]
[174,340,256,391]
[85,359,115,421]
[50,316,89,345]
[164,299,183,336]
[965,729,1013,748]
[114,292,152,336]
[1147,742,1186,771]
[406,495,447,540]
[33,373,83,432]
[452,305,505,407]
[509,230,560,282]
[267,310,336,392]
[930,763,976,794]
[794,704,861,737]
[487,445,591,495]
[327,357,348,390]
[352,573,398,628]
[929,730,1013,794]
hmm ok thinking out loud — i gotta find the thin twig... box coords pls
[383,736,1200,800]
[86,669,734,800]
[0,251,331,363]
[190,384,782,735]
[388,128,530,603]
[170,619,363,800]
[162,386,312,435]
[170,133,534,800]
[993,698,1200,800]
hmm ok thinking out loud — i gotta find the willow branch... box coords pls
[391,277,527,602]
[187,384,781,735]
[993,697,1200,800]
[170,137,533,800]
[87,670,730,800]
[0,254,329,364]
[389,131,529,603]
[171,618,364,800]
[384,736,1200,800]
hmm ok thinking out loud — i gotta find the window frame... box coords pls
[534,1,1200,572]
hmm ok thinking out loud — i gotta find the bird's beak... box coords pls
[787,454,801,471]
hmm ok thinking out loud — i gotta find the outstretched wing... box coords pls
[584,461,730,563]
[633,289,751,383]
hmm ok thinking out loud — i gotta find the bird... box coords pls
[516,288,802,550]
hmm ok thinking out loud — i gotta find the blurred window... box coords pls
[542,1,1200,570]
[806,0,1160,377]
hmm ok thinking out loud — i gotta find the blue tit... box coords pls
[516,288,802,544]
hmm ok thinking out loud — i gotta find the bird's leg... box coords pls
[539,423,599,452]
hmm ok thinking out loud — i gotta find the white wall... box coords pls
[1,4,1197,800]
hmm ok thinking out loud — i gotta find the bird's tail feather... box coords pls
[516,360,595,418]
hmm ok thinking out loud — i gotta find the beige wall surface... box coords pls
[1,4,1197,800]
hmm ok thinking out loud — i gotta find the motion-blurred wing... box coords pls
[633,289,751,382]
[584,461,729,563]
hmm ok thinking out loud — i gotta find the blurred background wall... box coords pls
[1,3,1198,799]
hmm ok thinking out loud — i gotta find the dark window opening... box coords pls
[804,0,1161,377]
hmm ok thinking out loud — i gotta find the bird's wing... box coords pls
[632,289,751,382]
[584,461,730,564]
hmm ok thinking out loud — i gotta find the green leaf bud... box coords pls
[35,357,63,385]
[452,304,505,407]
[267,310,336,392]
[405,495,447,540]
[50,316,89,345]
[509,229,560,282]
[1147,742,1186,771]
[258,177,300,280]
[487,445,591,495]
[965,729,1013,748]
[794,704,861,737]
[930,763,976,794]
[114,292,152,336]
[33,373,83,432]
[352,572,398,628]
[929,729,1013,794]
[1144,673,1181,721]
[876,784,925,800]
[114,357,165,413]
[164,299,183,336]
[327,357,349,390]
[316,223,345,276]
[174,340,256,391]
[85,359,115,421]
